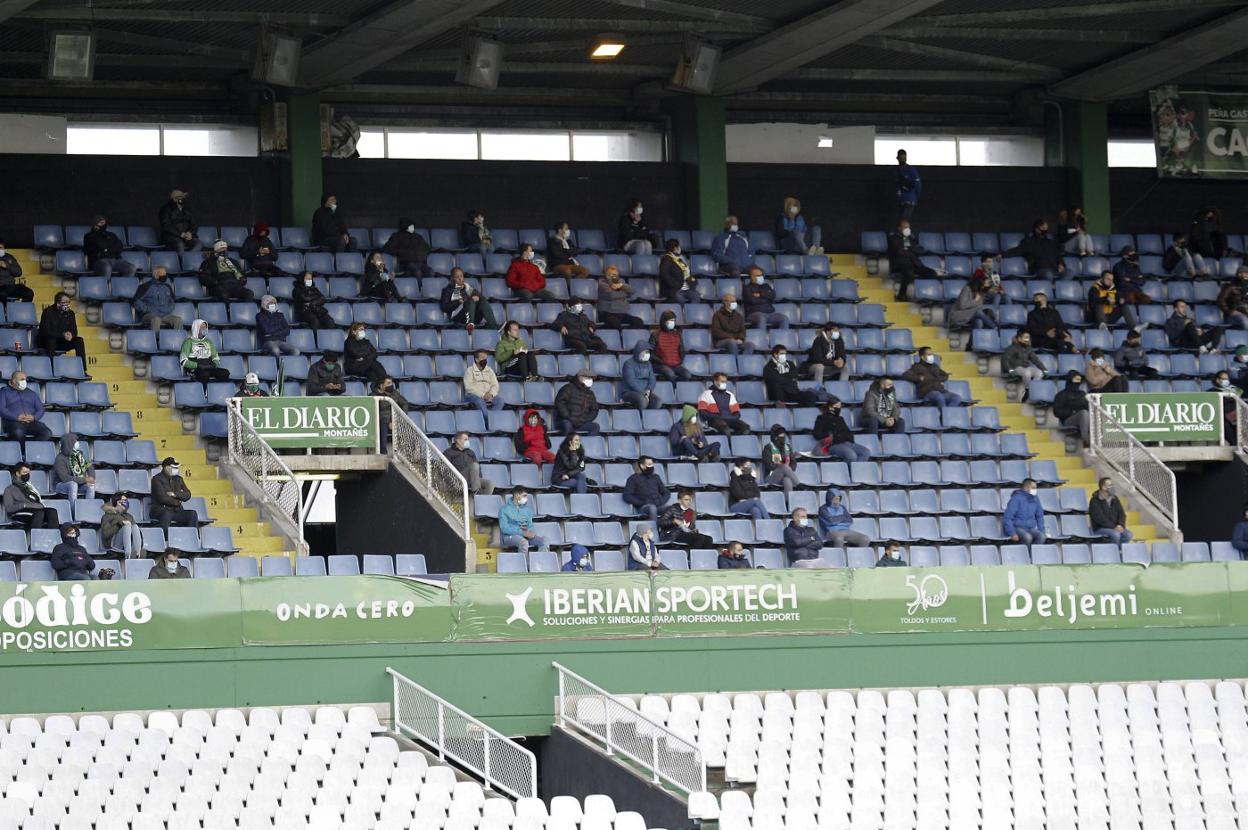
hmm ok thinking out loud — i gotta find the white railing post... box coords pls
[225,398,305,554]
[603,692,614,756]
[483,732,493,793]
[388,404,471,541]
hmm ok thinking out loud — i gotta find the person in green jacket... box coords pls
[495,320,538,381]
[180,318,230,383]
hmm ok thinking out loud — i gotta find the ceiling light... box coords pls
[817,137,835,148]
[47,30,94,81]
[590,34,626,60]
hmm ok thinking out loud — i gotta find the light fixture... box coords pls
[817,137,835,148]
[671,36,720,94]
[456,35,504,90]
[253,29,302,87]
[47,30,95,81]
[589,34,626,60]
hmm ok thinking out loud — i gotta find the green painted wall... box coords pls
[284,91,323,227]
[666,94,728,231]
[1047,100,1111,233]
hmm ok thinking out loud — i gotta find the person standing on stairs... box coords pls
[149,457,198,534]
[37,292,86,360]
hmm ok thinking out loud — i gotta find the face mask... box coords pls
[169,466,180,476]
[0,249,7,257]
[924,355,935,364]
[166,562,179,573]
[689,417,698,426]
[266,304,277,313]
[729,224,739,233]
[18,473,29,483]
[523,252,534,261]
[664,320,675,330]
[304,279,314,287]
[798,518,809,527]
[1219,379,1230,388]
[528,418,538,426]
[888,550,900,559]
[329,204,337,212]
[716,382,727,391]
[901,228,911,237]
[752,275,763,285]
[1025,488,1036,496]
[1238,356,1248,364]
[727,302,738,312]
[776,353,787,362]
[67,532,78,540]
[832,406,842,414]
[640,351,650,362]
[516,497,528,506]
[790,206,799,215]
[643,465,654,473]
[582,378,594,388]
[476,359,487,369]
[354,330,366,340]
[829,331,840,340]
[1094,358,1105,366]
[634,207,643,216]
[570,304,582,314]
[72,441,80,452]
[406,225,415,233]
[246,384,258,391]
[15,380,26,391]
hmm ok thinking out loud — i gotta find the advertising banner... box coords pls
[1095,392,1222,443]
[449,572,655,641]
[1150,85,1248,178]
[237,396,379,448]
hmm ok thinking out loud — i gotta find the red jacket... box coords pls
[514,407,550,453]
[506,259,546,293]
[652,330,683,368]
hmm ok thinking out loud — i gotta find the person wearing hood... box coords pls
[498,487,547,554]
[597,267,644,329]
[383,218,432,276]
[617,199,656,255]
[312,194,356,252]
[306,350,345,396]
[150,456,197,533]
[660,489,713,548]
[0,239,30,303]
[1163,231,1208,278]
[669,405,720,462]
[101,492,144,559]
[710,293,749,355]
[1213,370,1241,442]
[804,322,847,383]
[886,218,936,301]
[551,433,589,494]
[813,397,870,462]
[1085,348,1127,393]
[650,310,691,381]
[1052,370,1090,444]
[198,240,254,301]
[764,345,827,405]
[620,343,660,411]
[728,459,767,520]
[1218,266,1248,330]
[241,223,274,262]
[514,408,555,468]
[862,378,905,435]
[38,291,87,359]
[344,323,387,384]
[627,524,665,570]
[1232,504,1248,560]
[445,431,493,495]
[1003,219,1064,280]
[362,252,400,303]
[464,349,504,418]
[506,244,552,300]
[658,238,698,303]
[1113,329,1158,380]
[623,457,669,522]
[440,267,497,332]
[562,544,595,572]
[711,216,751,276]
[554,299,607,354]
[784,508,827,568]
[719,541,752,569]
[1025,292,1073,354]
[158,189,199,252]
[698,373,749,435]
[554,370,601,435]
[237,372,268,398]
[51,432,95,502]
[293,271,334,331]
[460,209,494,254]
[51,524,94,581]
[818,489,870,548]
[0,371,51,441]
[179,319,229,383]
[3,462,57,529]
[742,266,788,333]
[496,320,539,381]
[776,196,822,255]
[877,541,907,568]
[1003,478,1046,547]
[547,222,589,279]
[762,425,799,495]
[149,549,190,580]
[83,215,134,277]
[1088,477,1132,545]
[902,347,961,407]
[256,295,298,357]
[1165,299,1222,353]
[133,266,181,332]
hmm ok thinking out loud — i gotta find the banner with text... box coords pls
[1095,392,1223,443]
[238,396,379,449]
[1150,86,1248,178]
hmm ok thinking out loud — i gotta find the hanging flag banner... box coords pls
[1150,85,1248,178]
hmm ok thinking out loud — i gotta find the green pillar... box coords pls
[1047,100,1111,234]
[283,91,323,227]
[666,94,728,231]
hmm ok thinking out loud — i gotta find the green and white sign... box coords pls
[239,396,379,449]
[1150,86,1248,178]
[1096,392,1223,443]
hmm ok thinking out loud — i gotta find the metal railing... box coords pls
[1088,394,1179,538]
[225,398,306,555]
[1236,395,1248,457]
[387,667,535,800]
[553,662,706,796]
[389,404,470,539]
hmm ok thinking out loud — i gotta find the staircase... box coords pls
[18,250,289,559]
[835,253,1162,545]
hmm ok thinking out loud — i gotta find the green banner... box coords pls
[450,572,655,641]
[1096,392,1223,443]
[238,396,379,448]
[651,569,853,637]
[1151,86,1248,178]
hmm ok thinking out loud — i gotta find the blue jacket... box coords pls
[897,163,922,203]
[0,386,44,421]
[777,214,808,235]
[1002,489,1044,534]
[711,231,751,271]
[255,309,291,343]
[620,342,656,395]
[623,469,668,508]
[1233,520,1248,554]
[627,533,660,569]
[497,499,534,537]
[133,278,175,317]
[563,543,595,571]
[818,488,852,533]
[784,521,822,563]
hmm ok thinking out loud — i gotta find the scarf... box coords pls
[68,449,88,478]
[665,253,690,280]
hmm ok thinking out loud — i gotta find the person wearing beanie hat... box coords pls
[158,189,200,252]
[241,223,273,262]
[553,369,600,435]
[51,523,94,581]
[83,215,135,278]
[1053,370,1091,445]
[255,294,298,357]
[312,194,357,252]
[1085,347,1127,394]
[0,238,29,303]
[236,372,268,398]
[150,457,197,533]
[667,404,720,462]
[198,239,254,301]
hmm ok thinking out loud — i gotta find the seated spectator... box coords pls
[51,524,94,581]
[361,252,399,302]
[597,267,644,329]
[563,544,594,572]
[1025,292,1074,353]
[1190,206,1229,260]
[83,216,134,277]
[660,489,714,548]
[969,256,1005,314]
[292,271,333,331]
[776,196,822,255]
[903,347,962,407]
[1086,271,1139,331]
[1113,329,1158,380]
[374,374,408,410]
[861,378,905,435]
[306,351,345,396]
[241,223,275,264]
[547,222,589,279]
[1234,347,1248,393]
[553,299,607,354]
[149,457,198,533]
[1085,348,1127,393]
[198,240,255,302]
[728,459,768,520]
[623,457,668,522]
[445,431,493,496]
[1003,478,1046,547]
[617,199,655,255]
[554,369,600,435]
[658,238,698,303]
[669,405,720,462]
[498,488,548,554]
[710,293,750,355]
[887,219,937,301]
[650,310,692,381]
[4,463,57,529]
[947,282,996,331]
[1003,219,1064,280]
[344,323,386,384]
[877,541,907,568]
[719,541,752,569]
[1218,267,1248,330]
[180,319,229,383]
[1165,300,1222,353]
[312,194,357,252]
[0,372,51,441]
[819,489,870,548]
[158,189,199,253]
[250,237,282,279]
[464,349,504,418]
[101,492,144,559]
[764,345,827,406]
[712,216,751,277]
[814,397,870,462]
[1053,370,1090,445]
[506,244,552,300]
[742,266,788,332]
[762,425,799,495]
[1002,331,1046,390]
[784,508,827,568]
[804,322,847,383]
[0,240,30,302]
[515,408,555,468]
[1163,231,1209,278]
[552,433,589,494]
[1111,246,1150,308]
[440,267,497,333]
[383,218,432,277]
[51,432,94,502]
[1057,206,1094,256]
[698,373,749,435]
[496,321,539,381]
[627,524,665,570]
[237,372,268,398]
[1232,504,1248,560]
[1214,370,1240,442]
[257,295,299,357]
[1089,477,1132,545]
[460,209,494,255]
[38,292,86,359]
[149,549,190,579]
[131,266,181,333]
[620,343,660,411]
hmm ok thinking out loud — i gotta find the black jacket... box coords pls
[1052,374,1088,421]
[158,200,196,246]
[718,553,751,569]
[1089,493,1126,531]
[1025,306,1067,341]
[38,305,78,342]
[443,445,480,480]
[728,469,762,503]
[361,262,396,297]
[1004,232,1062,272]
[623,470,668,507]
[804,332,845,370]
[83,227,124,265]
[886,231,926,267]
[546,236,581,269]
[617,214,652,248]
[742,282,777,316]
[343,334,378,371]
[240,233,271,262]
[763,358,803,402]
[0,253,22,287]
[306,359,344,395]
[553,309,596,341]
[554,382,599,426]
[439,280,481,315]
[312,206,347,247]
[813,412,853,445]
[151,471,191,510]
[1163,245,1188,273]
[384,221,431,265]
[658,255,693,300]
[51,527,93,580]
[460,220,489,249]
[552,443,586,485]
[292,280,328,314]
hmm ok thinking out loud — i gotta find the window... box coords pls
[357,130,385,159]
[874,135,1043,167]
[1107,140,1156,168]
[572,131,663,162]
[66,123,257,156]
[163,125,257,157]
[357,127,663,161]
[875,137,957,166]
[480,131,570,161]
[67,125,160,155]
[387,130,478,160]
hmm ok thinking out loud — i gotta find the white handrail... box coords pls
[1088,393,1179,539]
[225,398,306,554]
[1235,395,1248,456]
[388,404,470,539]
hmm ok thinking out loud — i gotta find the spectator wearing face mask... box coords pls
[650,310,691,381]
[0,240,30,303]
[618,199,655,255]
[83,216,135,278]
[711,293,750,355]
[1057,206,1094,256]
[198,240,254,302]
[344,323,386,384]
[861,378,904,435]
[1218,268,1248,330]
[728,459,768,520]
[1163,231,1209,278]
[777,197,822,255]
[1084,348,1127,394]
[51,432,94,502]
[515,408,555,468]
[1233,346,1248,393]
[1165,300,1222,353]
[597,268,645,329]
[496,321,539,382]
[1113,330,1158,380]
[620,343,660,411]
[658,238,698,303]
[819,489,871,548]
[814,397,870,462]
[0,372,51,441]
[554,299,607,354]
[563,544,595,572]
[362,252,400,303]
[903,347,961,408]
[133,266,181,332]
[241,223,275,264]
[306,350,345,396]
[1086,271,1140,331]
[877,542,907,568]
[1089,477,1132,546]
[149,549,190,580]
[742,266,789,333]
[947,282,996,332]
[969,256,1005,315]
[1025,293,1074,353]
[180,319,230,383]
[460,209,494,255]
[444,431,493,495]
[51,524,94,581]
[886,219,937,301]
[440,268,498,333]
[784,508,827,568]
[293,272,333,331]
[256,295,299,358]
[719,541,752,569]
[312,194,357,252]
[1191,207,1229,259]
[660,489,714,548]
[1003,219,1064,280]
[628,524,665,570]
[623,457,669,522]
[506,244,552,300]
[764,346,827,405]
[150,457,197,533]
[498,488,548,554]
[38,292,87,359]
[669,405,720,462]
[374,375,409,412]
[384,218,432,277]
[463,349,504,418]
[552,433,589,494]
[158,189,199,253]
[712,216,752,277]
[4,463,57,529]
[237,372,268,398]
[1003,478,1046,547]
[698,374,749,435]
[1213,370,1241,442]
[1003,332,1047,390]
[1112,246,1150,314]
[762,425,799,495]
[101,492,144,559]
[547,223,589,279]
[554,370,601,435]
[804,323,847,383]
[1053,371,1090,445]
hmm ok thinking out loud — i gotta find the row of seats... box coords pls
[921,275,1240,306]
[0,526,235,563]
[0,439,156,471]
[862,229,1246,257]
[0,302,38,327]
[973,327,1248,357]
[0,492,213,524]
[3,553,428,582]
[912,253,1244,281]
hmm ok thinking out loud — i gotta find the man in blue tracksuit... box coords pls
[497,488,549,554]
[896,149,922,219]
[711,216,752,276]
[1002,478,1046,547]
[620,342,660,411]
[818,488,870,549]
